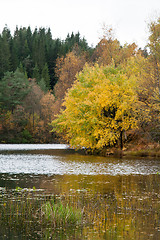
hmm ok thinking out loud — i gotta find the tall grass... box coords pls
[0,188,83,235]
[1,182,160,239]
[38,200,82,227]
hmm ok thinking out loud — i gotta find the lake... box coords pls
[0,144,160,239]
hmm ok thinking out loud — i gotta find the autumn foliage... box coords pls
[52,63,148,150]
[53,50,86,115]
[0,18,160,148]
[0,77,55,143]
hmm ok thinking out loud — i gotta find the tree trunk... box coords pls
[120,130,123,150]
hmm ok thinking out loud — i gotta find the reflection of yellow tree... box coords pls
[38,172,160,239]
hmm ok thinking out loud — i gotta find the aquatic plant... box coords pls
[1,180,160,239]
[0,187,83,237]
[38,200,82,227]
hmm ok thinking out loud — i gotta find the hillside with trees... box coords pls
[0,19,160,153]
[0,26,91,89]
[0,27,91,143]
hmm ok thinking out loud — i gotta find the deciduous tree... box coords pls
[53,51,86,115]
[148,17,160,94]
[52,63,145,151]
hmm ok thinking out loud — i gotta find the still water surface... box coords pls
[0,144,160,239]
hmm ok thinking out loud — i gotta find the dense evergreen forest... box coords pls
[0,26,92,143]
[0,26,91,88]
[0,20,160,151]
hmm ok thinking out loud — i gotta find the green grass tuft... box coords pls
[39,200,82,227]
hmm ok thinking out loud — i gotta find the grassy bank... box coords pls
[122,142,160,158]
[92,142,160,158]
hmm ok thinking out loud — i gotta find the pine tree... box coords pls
[10,38,19,72]
[0,27,11,79]
[0,69,29,113]
[41,63,50,89]
[33,63,40,83]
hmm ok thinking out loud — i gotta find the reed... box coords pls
[38,199,82,227]
[1,183,160,239]
[0,187,83,234]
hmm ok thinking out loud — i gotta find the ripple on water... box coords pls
[0,153,160,175]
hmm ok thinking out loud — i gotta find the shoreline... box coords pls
[0,142,160,159]
[103,147,160,158]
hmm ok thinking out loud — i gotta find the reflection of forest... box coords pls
[39,174,160,239]
[0,173,160,239]
[39,174,160,195]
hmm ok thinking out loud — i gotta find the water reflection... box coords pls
[0,153,160,175]
[1,173,160,195]
[0,144,160,239]
[0,143,69,150]
[1,173,160,239]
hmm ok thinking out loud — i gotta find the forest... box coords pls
[0,19,160,153]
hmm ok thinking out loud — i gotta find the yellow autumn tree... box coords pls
[91,26,138,67]
[52,63,146,151]
[91,27,121,66]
